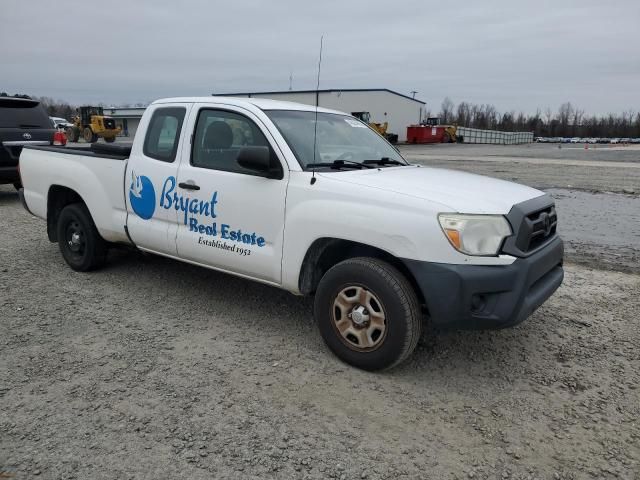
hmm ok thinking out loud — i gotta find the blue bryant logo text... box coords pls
[159,176,266,248]
[129,172,156,220]
[160,176,218,225]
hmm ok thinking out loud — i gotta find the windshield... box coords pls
[265,110,406,168]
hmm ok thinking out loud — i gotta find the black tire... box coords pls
[56,203,107,271]
[66,127,79,142]
[314,257,422,371]
[83,127,97,143]
[104,136,116,143]
[13,181,22,190]
[442,132,451,143]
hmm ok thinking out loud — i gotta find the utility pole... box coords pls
[289,71,293,91]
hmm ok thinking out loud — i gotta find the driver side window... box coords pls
[191,109,278,175]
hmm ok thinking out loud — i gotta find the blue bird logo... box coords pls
[129,172,156,220]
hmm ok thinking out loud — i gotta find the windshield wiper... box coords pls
[362,157,405,166]
[306,160,373,170]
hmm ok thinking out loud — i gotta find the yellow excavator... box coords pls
[351,112,399,144]
[66,106,121,143]
[422,117,458,143]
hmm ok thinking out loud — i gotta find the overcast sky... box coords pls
[2,0,638,115]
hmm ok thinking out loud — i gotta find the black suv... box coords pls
[0,94,56,188]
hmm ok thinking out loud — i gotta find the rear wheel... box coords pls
[13,181,22,190]
[56,203,107,271]
[66,127,79,142]
[104,136,116,143]
[83,127,97,143]
[314,257,422,370]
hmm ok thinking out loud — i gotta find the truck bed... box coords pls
[25,143,131,160]
[20,144,131,244]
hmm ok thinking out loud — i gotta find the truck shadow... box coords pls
[103,246,545,379]
[0,187,18,206]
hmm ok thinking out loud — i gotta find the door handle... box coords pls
[179,182,200,191]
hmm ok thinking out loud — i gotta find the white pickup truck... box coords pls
[18,97,564,370]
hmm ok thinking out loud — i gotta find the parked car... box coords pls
[610,138,620,144]
[570,137,581,143]
[18,97,564,370]
[0,94,57,188]
[50,116,73,130]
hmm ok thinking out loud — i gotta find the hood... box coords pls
[319,165,544,214]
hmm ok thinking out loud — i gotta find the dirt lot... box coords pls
[1,144,639,479]
[400,143,640,195]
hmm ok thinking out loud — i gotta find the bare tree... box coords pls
[439,97,455,124]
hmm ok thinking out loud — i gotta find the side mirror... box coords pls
[237,146,282,179]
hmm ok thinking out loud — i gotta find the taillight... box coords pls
[53,130,67,146]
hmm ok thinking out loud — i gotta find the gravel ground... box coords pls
[1,150,639,480]
[400,143,640,195]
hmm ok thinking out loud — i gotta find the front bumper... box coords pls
[403,236,564,329]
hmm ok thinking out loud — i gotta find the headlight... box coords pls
[438,214,512,256]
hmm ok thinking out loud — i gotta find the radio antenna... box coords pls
[311,34,324,185]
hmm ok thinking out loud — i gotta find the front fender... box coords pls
[280,173,446,292]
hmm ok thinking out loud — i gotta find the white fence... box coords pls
[457,127,533,145]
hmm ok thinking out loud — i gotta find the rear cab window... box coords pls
[0,98,52,129]
[143,107,186,162]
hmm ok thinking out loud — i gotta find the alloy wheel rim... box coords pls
[332,285,387,352]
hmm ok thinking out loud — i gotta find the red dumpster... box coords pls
[406,125,447,144]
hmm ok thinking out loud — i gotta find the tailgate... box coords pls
[1,128,53,166]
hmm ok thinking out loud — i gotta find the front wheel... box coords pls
[83,127,97,143]
[314,257,422,370]
[56,203,107,271]
[104,136,116,143]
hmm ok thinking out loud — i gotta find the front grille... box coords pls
[525,206,557,251]
[501,195,558,257]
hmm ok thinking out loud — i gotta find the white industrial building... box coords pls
[103,106,146,139]
[104,89,426,142]
[216,89,426,142]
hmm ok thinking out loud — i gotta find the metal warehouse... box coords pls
[216,89,426,142]
[104,89,425,142]
[103,106,146,139]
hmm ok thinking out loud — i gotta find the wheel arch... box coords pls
[46,185,86,242]
[297,237,425,305]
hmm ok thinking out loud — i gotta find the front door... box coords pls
[125,104,190,255]
[174,106,288,284]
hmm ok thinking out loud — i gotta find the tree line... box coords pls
[4,94,144,119]
[5,91,638,138]
[433,98,640,138]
